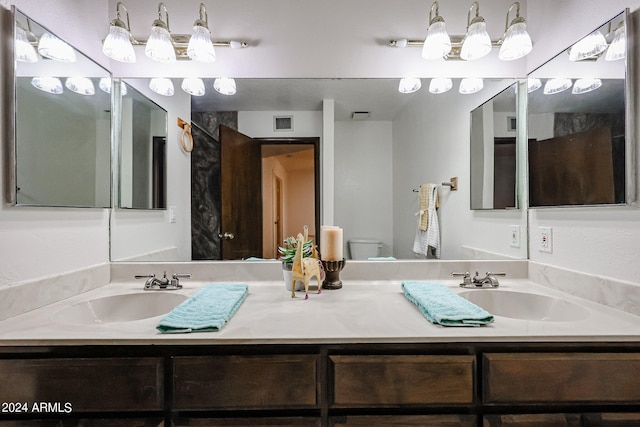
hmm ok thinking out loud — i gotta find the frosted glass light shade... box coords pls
[459,78,484,94]
[181,77,206,96]
[65,77,95,96]
[499,21,532,60]
[527,78,542,93]
[149,78,174,96]
[187,25,216,63]
[98,77,128,96]
[31,77,63,94]
[38,32,76,62]
[605,24,626,61]
[460,21,492,61]
[145,26,176,63]
[543,78,572,95]
[422,21,451,60]
[572,78,602,94]
[429,77,453,94]
[103,25,136,63]
[569,31,607,61]
[15,25,38,63]
[398,77,422,94]
[214,78,237,95]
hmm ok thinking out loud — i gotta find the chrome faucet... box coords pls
[135,271,191,290]
[451,271,505,288]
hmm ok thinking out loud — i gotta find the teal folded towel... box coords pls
[401,281,494,327]
[156,284,248,333]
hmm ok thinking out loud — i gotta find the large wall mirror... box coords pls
[117,80,168,210]
[470,81,519,210]
[7,8,111,208]
[110,77,528,262]
[527,11,630,208]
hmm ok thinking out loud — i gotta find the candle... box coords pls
[320,226,343,261]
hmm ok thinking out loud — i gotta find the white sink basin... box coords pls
[54,292,188,325]
[458,290,590,322]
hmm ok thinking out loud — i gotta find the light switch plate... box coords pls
[538,226,553,253]
[169,205,177,223]
[509,225,520,248]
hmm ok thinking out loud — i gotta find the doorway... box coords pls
[259,138,320,259]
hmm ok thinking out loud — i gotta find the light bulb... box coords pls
[103,25,136,63]
[499,21,532,60]
[213,78,237,95]
[187,25,216,63]
[428,77,453,94]
[569,31,607,61]
[149,77,174,96]
[543,78,572,95]
[398,77,422,94]
[181,77,206,96]
[422,21,451,60]
[38,32,76,62]
[145,25,176,63]
[459,78,484,94]
[460,21,492,61]
[572,78,602,95]
[31,77,63,94]
[65,77,95,96]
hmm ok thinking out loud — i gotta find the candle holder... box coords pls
[321,259,346,290]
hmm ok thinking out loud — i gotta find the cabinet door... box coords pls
[330,414,476,426]
[483,353,640,404]
[483,414,581,427]
[330,355,475,407]
[0,358,163,412]
[174,417,320,427]
[583,413,640,426]
[173,355,319,410]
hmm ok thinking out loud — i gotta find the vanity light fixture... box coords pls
[428,77,453,94]
[498,2,532,61]
[98,77,128,95]
[398,77,422,94]
[568,30,607,62]
[527,78,542,93]
[572,78,602,95]
[31,76,63,94]
[37,32,76,63]
[15,21,38,63]
[149,77,175,96]
[460,2,492,61]
[213,77,237,95]
[187,3,216,63]
[181,77,206,96]
[103,2,137,63]
[605,21,626,61]
[459,77,483,94]
[543,78,572,95]
[145,3,176,63]
[421,1,451,60]
[65,77,95,96]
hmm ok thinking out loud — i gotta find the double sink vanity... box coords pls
[0,260,639,426]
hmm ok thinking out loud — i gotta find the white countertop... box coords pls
[0,279,638,346]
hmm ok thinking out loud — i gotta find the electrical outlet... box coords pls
[510,225,520,248]
[538,227,553,253]
[169,205,177,223]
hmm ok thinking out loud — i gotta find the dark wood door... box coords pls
[219,125,262,259]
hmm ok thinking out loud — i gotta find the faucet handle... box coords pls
[451,272,472,285]
[135,274,155,279]
[169,273,191,289]
[485,272,506,277]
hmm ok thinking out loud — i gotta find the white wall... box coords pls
[392,80,527,260]
[525,0,640,284]
[0,0,110,286]
[334,121,393,258]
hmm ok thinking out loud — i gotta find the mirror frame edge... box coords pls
[625,8,638,206]
[2,6,16,206]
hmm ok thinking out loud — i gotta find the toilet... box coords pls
[348,239,382,260]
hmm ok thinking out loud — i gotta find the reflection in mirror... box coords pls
[110,77,528,262]
[10,9,111,208]
[118,81,168,210]
[527,11,628,207]
[470,81,518,210]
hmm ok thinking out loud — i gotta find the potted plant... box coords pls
[279,235,313,291]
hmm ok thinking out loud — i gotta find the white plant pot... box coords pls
[282,264,305,291]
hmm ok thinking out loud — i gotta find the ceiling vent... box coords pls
[274,115,293,131]
[351,111,370,120]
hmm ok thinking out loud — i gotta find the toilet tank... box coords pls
[348,239,382,260]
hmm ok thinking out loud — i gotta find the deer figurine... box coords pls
[291,226,324,299]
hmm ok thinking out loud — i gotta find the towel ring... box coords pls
[178,117,193,152]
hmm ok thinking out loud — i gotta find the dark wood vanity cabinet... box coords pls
[0,345,639,426]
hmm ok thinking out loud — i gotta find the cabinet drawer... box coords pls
[330,414,476,426]
[330,355,475,407]
[173,355,319,410]
[483,353,640,404]
[174,417,320,427]
[484,414,581,427]
[0,358,163,412]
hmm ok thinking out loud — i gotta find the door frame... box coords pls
[255,137,321,244]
